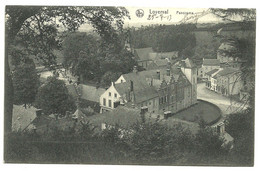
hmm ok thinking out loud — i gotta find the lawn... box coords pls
[172,100,222,125]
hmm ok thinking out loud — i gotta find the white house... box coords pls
[99,82,122,113]
[201,58,220,78]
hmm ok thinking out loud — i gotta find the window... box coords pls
[109,92,111,96]
[103,98,106,106]
[114,93,117,98]
[109,100,112,107]
[121,80,123,83]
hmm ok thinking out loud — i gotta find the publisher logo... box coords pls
[136,9,144,18]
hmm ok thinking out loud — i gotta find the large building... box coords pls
[99,58,197,115]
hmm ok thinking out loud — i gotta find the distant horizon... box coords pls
[79,7,231,32]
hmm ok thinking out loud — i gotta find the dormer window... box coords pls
[109,92,111,96]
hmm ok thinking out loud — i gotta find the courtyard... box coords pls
[171,100,222,125]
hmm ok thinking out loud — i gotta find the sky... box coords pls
[79,7,223,32]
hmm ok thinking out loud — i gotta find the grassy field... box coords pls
[172,100,222,125]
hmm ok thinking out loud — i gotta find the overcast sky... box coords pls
[79,7,223,32]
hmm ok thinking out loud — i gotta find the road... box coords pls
[197,83,247,115]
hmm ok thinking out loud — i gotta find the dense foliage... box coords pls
[5,117,233,165]
[12,58,40,108]
[129,24,196,57]
[62,32,137,84]
[34,76,76,115]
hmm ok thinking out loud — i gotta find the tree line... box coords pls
[128,24,197,58]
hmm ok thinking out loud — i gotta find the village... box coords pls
[12,36,252,149]
[5,6,255,165]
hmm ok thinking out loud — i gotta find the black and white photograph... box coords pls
[1,1,257,168]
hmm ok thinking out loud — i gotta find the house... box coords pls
[213,68,242,96]
[201,58,221,78]
[149,51,179,61]
[134,48,179,70]
[205,68,222,90]
[100,58,197,115]
[134,47,154,69]
[67,83,106,113]
[147,58,169,70]
[211,121,234,148]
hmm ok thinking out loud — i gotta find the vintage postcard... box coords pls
[3,5,256,166]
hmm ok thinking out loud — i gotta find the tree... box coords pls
[5,6,129,133]
[12,58,40,108]
[34,76,76,116]
[194,127,228,157]
[62,32,99,71]
[225,109,254,165]
[100,71,122,87]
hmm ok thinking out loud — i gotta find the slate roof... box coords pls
[149,51,178,60]
[205,69,220,76]
[203,59,220,66]
[66,84,78,99]
[67,84,105,103]
[114,66,189,103]
[217,67,240,76]
[80,84,106,103]
[114,80,158,103]
[180,58,196,68]
[154,59,168,67]
[12,105,37,132]
[134,47,154,61]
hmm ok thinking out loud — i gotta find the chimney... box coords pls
[140,106,148,123]
[54,114,58,120]
[166,69,170,76]
[141,106,148,115]
[130,80,134,91]
[36,109,43,117]
[133,66,138,74]
[156,70,160,80]
[164,111,172,119]
[65,111,70,118]
[217,122,225,135]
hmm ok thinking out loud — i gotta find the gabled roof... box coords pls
[149,51,178,60]
[80,84,106,103]
[114,82,130,96]
[154,59,168,67]
[203,59,220,66]
[217,68,240,77]
[66,84,78,99]
[134,47,154,61]
[205,69,220,76]
[180,58,196,68]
